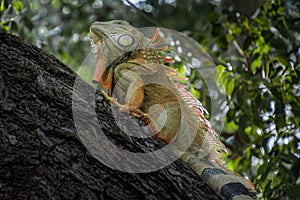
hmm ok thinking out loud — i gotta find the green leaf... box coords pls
[190,85,200,99]
[214,64,226,88]
[51,0,61,9]
[216,64,225,75]
[225,77,234,98]
[226,108,236,122]
[13,0,23,13]
[0,0,5,11]
[0,22,9,32]
[277,55,289,67]
[224,120,239,133]
[264,61,270,79]
[251,57,261,74]
[257,164,267,179]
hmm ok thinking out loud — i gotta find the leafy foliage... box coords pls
[1,0,299,199]
[211,1,300,199]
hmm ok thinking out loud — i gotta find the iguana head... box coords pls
[89,20,150,87]
[90,20,149,51]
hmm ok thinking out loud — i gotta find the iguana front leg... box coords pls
[99,63,162,134]
[100,89,151,125]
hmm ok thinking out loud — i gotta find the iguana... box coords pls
[89,20,257,200]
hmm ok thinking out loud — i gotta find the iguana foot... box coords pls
[119,105,152,125]
[100,90,123,108]
[100,90,151,125]
[100,90,164,138]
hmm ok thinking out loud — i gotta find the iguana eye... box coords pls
[118,34,134,46]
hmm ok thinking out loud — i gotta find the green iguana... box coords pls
[89,20,257,200]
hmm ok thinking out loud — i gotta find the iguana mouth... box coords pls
[89,31,108,45]
[89,31,101,45]
[89,22,109,45]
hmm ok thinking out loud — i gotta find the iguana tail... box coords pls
[180,150,257,200]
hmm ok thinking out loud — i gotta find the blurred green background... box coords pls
[1,0,300,199]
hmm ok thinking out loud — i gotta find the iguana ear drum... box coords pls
[118,34,134,46]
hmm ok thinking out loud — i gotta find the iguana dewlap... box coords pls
[89,20,257,200]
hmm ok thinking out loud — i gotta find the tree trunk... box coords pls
[0,32,223,200]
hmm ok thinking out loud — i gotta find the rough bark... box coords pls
[0,32,223,200]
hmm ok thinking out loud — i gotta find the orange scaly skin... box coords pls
[89,20,257,200]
